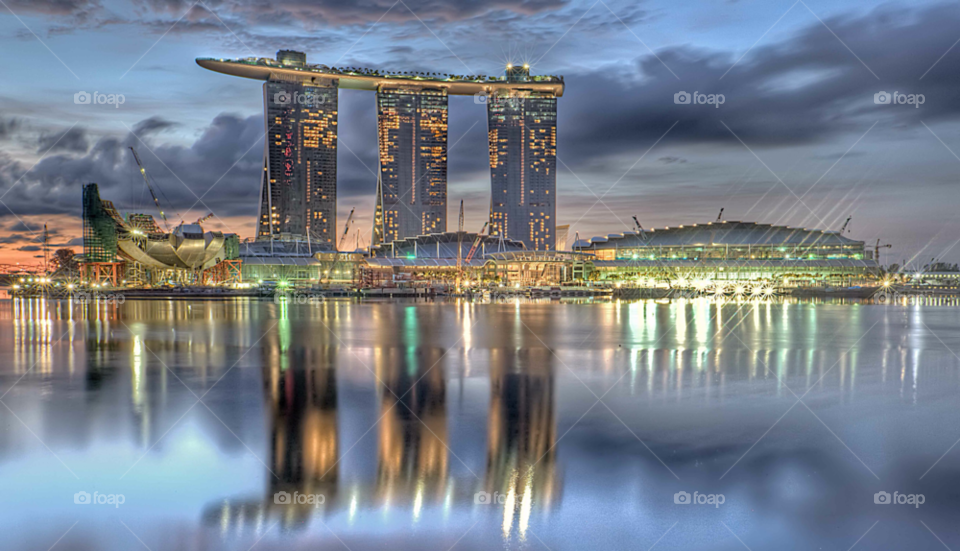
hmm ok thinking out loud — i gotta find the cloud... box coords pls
[38,127,90,154]
[137,0,570,27]
[0,114,265,230]
[3,0,101,18]
[552,3,960,167]
[0,118,23,139]
[17,245,42,252]
[132,116,178,137]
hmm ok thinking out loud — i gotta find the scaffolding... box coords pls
[82,183,124,263]
[81,261,125,286]
[203,259,243,286]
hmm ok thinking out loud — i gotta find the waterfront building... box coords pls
[487,64,558,251]
[196,54,565,251]
[257,51,338,247]
[376,86,448,242]
[577,221,880,287]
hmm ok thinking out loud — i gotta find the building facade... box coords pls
[257,51,338,248]
[488,65,558,251]
[375,87,448,244]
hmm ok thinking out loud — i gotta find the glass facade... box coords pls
[258,78,338,248]
[376,87,448,243]
[487,92,557,251]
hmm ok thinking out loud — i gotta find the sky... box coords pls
[1,0,959,268]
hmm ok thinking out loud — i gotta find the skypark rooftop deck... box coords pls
[196,57,565,96]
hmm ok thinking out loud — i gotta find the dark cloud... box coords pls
[7,221,38,232]
[17,245,42,252]
[132,116,178,137]
[0,233,28,244]
[0,118,22,139]
[4,0,101,18]
[561,3,960,163]
[137,0,569,27]
[0,114,264,227]
[38,127,89,154]
[658,156,687,164]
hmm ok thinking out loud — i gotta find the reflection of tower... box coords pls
[258,50,338,247]
[372,173,385,247]
[486,347,559,537]
[376,86,448,242]
[264,343,339,500]
[487,64,557,251]
[375,346,448,506]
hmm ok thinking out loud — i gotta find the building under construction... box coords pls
[81,183,241,286]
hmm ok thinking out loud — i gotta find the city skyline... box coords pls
[2,0,960,266]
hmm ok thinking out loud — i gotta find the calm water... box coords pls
[1,298,959,550]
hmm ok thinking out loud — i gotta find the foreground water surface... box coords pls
[1,298,959,550]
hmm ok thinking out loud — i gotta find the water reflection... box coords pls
[486,347,559,539]
[3,298,960,550]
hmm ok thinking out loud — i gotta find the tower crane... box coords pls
[875,239,892,265]
[716,208,724,222]
[129,147,171,231]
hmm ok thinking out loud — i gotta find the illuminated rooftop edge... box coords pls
[197,57,565,97]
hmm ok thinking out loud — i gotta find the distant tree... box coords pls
[52,248,79,277]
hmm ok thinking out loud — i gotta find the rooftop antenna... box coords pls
[716,208,724,222]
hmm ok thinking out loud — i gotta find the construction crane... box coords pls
[840,216,852,234]
[716,208,724,222]
[632,215,643,232]
[194,213,214,225]
[322,208,355,287]
[129,147,171,231]
[42,224,49,275]
[875,239,892,265]
[465,222,489,263]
